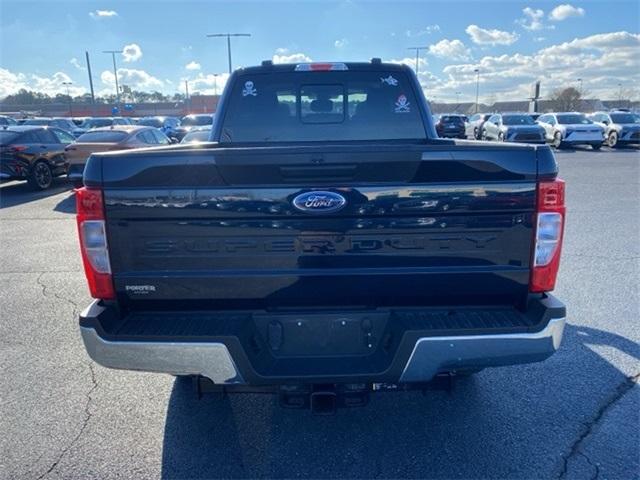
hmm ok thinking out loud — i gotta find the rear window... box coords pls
[82,118,113,129]
[220,70,426,143]
[181,115,213,126]
[439,116,464,124]
[24,119,50,126]
[181,129,211,143]
[138,118,164,128]
[76,131,128,143]
[0,131,20,144]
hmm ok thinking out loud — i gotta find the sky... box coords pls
[1,0,639,103]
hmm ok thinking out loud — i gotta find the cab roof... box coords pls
[236,60,410,75]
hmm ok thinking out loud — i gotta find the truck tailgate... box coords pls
[91,142,542,309]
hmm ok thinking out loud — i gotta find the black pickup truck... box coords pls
[76,60,566,413]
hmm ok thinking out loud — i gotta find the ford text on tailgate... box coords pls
[76,59,566,414]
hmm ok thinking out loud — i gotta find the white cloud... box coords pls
[101,68,163,91]
[517,7,545,31]
[466,24,519,45]
[0,68,87,98]
[334,38,348,48]
[275,47,289,54]
[549,4,585,21]
[272,52,312,64]
[0,68,28,98]
[406,25,441,37]
[122,43,142,63]
[89,10,117,18]
[187,73,231,95]
[70,57,84,71]
[185,61,201,71]
[428,39,471,61]
[435,31,640,102]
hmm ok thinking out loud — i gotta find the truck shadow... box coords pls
[0,179,72,209]
[53,192,76,214]
[160,323,639,479]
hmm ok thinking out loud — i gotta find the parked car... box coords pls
[588,111,640,148]
[23,117,78,134]
[76,60,566,414]
[172,114,214,141]
[465,113,491,139]
[73,117,133,137]
[434,114,466,139]
[180,126,211,144]
[72,117,90,127]
[66,125,172,186]
[537,112,604,149]
[0,126,75,189]
[0,116,18,126]
[481,113,545,144]
[137,116,181,139]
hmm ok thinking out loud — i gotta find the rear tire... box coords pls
[498,132,505,142]
[607,131,618,148]
[473,127,479,139]
[591,143,602,150]
[28,161,53,190]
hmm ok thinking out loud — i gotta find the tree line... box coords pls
[0,88,189,106]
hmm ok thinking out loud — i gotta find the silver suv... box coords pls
[588,111,640,148]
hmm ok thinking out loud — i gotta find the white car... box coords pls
[536,112,605,150]
[588,111,640,148]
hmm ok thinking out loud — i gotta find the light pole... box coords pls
[206,33,251,74]
[577,78,583,96]
[213,73,220,96]
[618,83,623,106]
[85,51,95,105]
[474,68,480,113]
[62,81,73,116]
[407,46,428,78]
[103,50,123,108]
[184,80,190,114]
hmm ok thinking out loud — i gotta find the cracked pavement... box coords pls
[1,148,638,479]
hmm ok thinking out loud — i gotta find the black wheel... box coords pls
[28,161,53,190]
[552,132,563,149]
[498,132,505,142]
[473,127,479,139]
[591,143,602,150]
[607,131,618,148]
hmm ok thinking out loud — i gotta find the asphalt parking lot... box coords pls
[1,146,638,480]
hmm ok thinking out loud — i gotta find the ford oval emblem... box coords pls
[292,191,346,214]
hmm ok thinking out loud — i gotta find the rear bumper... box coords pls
[79,295,566,385]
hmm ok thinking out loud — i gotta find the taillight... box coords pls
[76,187,115,299]
[530,179,565,292]
[9,145,28,152]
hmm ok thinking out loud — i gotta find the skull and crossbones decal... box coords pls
[242,81,257,97]
[394,94,410,113]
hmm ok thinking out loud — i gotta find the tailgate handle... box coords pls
[280,165,356,180]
